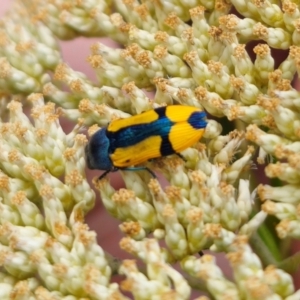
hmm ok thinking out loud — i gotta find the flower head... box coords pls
[0,0,300,298]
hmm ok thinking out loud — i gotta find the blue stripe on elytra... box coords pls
[188,111,207,129]
[107,116,173,151]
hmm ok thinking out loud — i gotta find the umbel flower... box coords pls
[0,0,300,299]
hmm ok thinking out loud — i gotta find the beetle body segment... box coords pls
[85,105,207,176]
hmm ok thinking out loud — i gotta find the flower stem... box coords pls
[250,232,278,267]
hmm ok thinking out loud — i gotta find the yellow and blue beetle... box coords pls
[85,105,207,179]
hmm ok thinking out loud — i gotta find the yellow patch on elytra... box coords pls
[110,135,162,167]
[108,109,159,132]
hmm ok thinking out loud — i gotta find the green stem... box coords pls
[256,216,282,261]
[276,251,300,274]
[250,232,277,267]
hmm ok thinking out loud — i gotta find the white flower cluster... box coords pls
[0,96,121,299]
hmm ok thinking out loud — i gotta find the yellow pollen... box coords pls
[111,14,129,33]
[261,200,276,214]
[65,170,83,186]
[276,219,290,238]
[233,44,248,60]
[189,170,206,185]
[245,278,273,298]
[288,154,300,169]
[120,278,134,292]
[69,79,83,92]
[177,89,188,98]
[86,54,103,69]
[253,23,268,38]
[75,134,87,145]
[15,41,33,52]
[282,1,297,14]
[119,237,135,254]
[154,31,168,42]
[125,43,140,58]
[136,51,151,68]
[7,100,22,112]
[63,148,76,161]
[215,0,231,11]
[262,115,276,129]
[8,150,20,162]
[122,81,136,95]
[203,223,222,238]
[208,60,223,75]
[186,207,203,223]
[220,182,234,195]
[183,51,198,66]
[181,28,194,43]
[0,32,8,47]
[254,43,270,57]
[162,204,176,218]
[219,15,238,30]
[148,178,161,196]
[294,19,300,32]
[227,251,243,265]
[164,12,180,29]
[0,174,9,191]
[40,185,54,198]
[228,106,243,120]
[11,191,26,205]
[54,222,71,236]
[53,263,68,276]
[35,128,47,138]
[0,57,11,79]
[135,4,148,19]
[153,45,168,59]
[245,124,260,143]
[10,281,29,298]
[112,189,135,204]
[123,0,135,8]
[230,75,245,90]
[257,184,269,201]
[189,6,205,18]
[165,186,181,201]
[194,86,207,99]
[78,230,95,246]
[208,26,223,39]
[53,63,68,81]
[253,0,266,7]
[153,77,169,92]
[119,221,141,236]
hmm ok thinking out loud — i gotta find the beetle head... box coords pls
[85,128,113,170]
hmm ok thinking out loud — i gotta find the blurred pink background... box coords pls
[0,0,299,292]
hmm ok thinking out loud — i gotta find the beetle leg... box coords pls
[98,170,111,181]
[97,167,119,181]
[144,167,157,178]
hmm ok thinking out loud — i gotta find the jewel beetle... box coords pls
[85,105,207,180]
